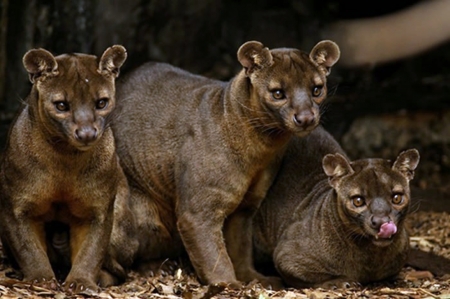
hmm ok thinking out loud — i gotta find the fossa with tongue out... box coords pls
[253,126,420,288]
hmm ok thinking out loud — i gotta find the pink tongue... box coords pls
[378,221,397,238]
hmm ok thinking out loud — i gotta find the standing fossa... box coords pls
[104,40,340,287]
[0,46,127,293]
[253,126,420,288]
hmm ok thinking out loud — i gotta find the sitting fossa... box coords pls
[103,40,340,288]
[253,126,420,288]
[0,46,127,293]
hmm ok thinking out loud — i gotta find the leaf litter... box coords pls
[1,211,450,298]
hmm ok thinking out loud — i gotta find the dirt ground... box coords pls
[0,208,449,299]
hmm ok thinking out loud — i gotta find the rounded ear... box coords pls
[322,153,353,187]
[98,45,127,78]
[237,41,273,76]
[392,148,420,181]
[22,48,59,83]
[309,40,340,76]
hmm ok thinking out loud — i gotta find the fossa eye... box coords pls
[54,101,69,112]
[96,98,109,109]
[351,196,365,207]
[312,86,323,97]
[392,193,404,205]
[271,90,286,100]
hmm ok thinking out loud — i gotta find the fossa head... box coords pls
[23,45,127,150]
[237,40,340,137]
[322,149,420,247]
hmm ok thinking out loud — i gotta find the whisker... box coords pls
[16,95,29,106]
[327,83,340,97]
[230,96,272,117]
[408,198,423,215]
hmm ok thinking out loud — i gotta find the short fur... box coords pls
[105,41,340,287]
[0,46,127,293]
[253,126,420,288]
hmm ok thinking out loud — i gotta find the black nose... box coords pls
[293,112,315,127]
[75,127,98,143]
[370,215,391,230]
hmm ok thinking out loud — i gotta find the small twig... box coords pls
[418,288,439,299]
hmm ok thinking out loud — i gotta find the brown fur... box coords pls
[253,126,420,288]
[406,248,450,277]
[104,41,340,287]
[0,46,127,293]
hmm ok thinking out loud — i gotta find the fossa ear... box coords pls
[22,48,59,83]
[98,45,127,78]
[309,40,340,76]
[322,153,354,188]
[237,41,273,76]
[392,148,420,181]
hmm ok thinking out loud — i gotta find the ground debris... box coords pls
[1,211,450,298]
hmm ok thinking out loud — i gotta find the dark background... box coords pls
[1,0,449,208]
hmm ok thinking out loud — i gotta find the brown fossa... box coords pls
[105,40,340,288]
[0,46,127,293]
[253,126,420,288]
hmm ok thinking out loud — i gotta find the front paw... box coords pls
[98,269,120,288]
[62,278,99,294]
[255,275,284,290]
[318,279,361,290]
[30,277,59,290]
[238,269,284,290]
